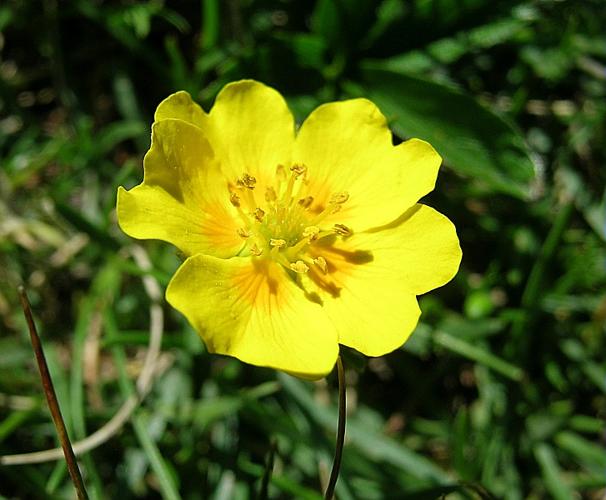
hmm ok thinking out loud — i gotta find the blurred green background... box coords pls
[1,0,605,498]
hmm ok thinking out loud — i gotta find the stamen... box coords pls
[282,164,305,203]
[276,164,287,183]
[229,192,241,207]
[237,173,257,190]
[290,260,309,274]
[290,164,307,178]
[330,191,349,204]
[298,196,314,208]
[287,234,312,258]
[313,256,328,273]
[250,244,263,256]
[333,224,352,237]
[237,228,250,239]
[254,208,265,222]
[265,187,277,203]
[269,239,286,248]
[310,191,348,224]
[302,226,320,240]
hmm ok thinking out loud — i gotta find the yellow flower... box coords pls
[117,80,461,379]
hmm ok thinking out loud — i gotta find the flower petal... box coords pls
[352,204,462,295]
[154,91,209,128]
[117,119,243,258]
[208,80,295,185]
[302,204,460,356]
[302,244,421,357]
[331,288,421,358]
[166,255,339,378]
[294,98,441,231]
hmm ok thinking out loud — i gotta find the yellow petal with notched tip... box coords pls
[208,80,295,187]
[117,119,243,258]
[301,204,461,356]
[166,254,339,379]
[295,98,441,232]
[154,90,209,128]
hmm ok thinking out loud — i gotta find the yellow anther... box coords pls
[276,164,287,182]
[313,256,328,273]
[290,260,309,274]
[330,191,349,204]
[298,196,314,208]
[302,226,320,240]
[265,186,277,202]
[237,228,250,239]
[254,207,265,222]
[237,173,257,189]
[333,223,352,237]
[290,164,307,177]
[269,238,287,248]
[250,244,263,256]
[229,192,241,207]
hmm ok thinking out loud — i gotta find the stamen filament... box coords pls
[286,237,312,260]
[243,189,257,211]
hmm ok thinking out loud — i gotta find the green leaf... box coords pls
[192,382,280,430]
[95,120,146,156]
[561,339,606,393]
[279,373,451,485]
[351,67,538,199]
[201,0,220,49]
[555,431,606,472]
[0,408,38,445]
[238,457,323,500]
[132,412,182,500]
[112,347,181,500]
[433,330,524,381]
[55,202,120,250]
[0,6,14,31]
[533,443,574,500]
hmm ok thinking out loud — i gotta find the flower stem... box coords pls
[18,286,89,500]
[324,355,346,500]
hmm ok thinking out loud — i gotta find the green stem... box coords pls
[324,356,346,500]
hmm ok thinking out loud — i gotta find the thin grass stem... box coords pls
[1,246,165,466]
[18,286,89,500]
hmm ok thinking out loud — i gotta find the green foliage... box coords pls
[1,0,605,498]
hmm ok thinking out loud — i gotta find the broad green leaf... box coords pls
[352,66,538,199]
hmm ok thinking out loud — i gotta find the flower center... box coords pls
[229,164,352,275]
